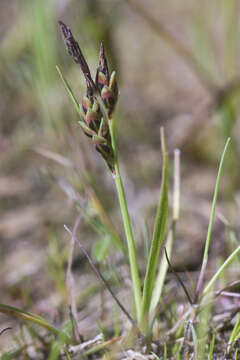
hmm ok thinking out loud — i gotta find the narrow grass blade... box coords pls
[113,305,120,337]
[56,65,81,117]
[190,322,198,359]
[0,304,70,343]
[202,245,240,297]
[196,292,213,360]
[208,332,216,360]
[64,349,71,360]
[143,220,150,260]
[195,137,231,301]
[150,149,180,316]
[140,127,168,327]
[48,334,68,360]
[163,343,167,359]
[227,313,240,354]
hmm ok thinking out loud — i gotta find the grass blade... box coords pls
[150,148,180,316]
[56,65,81,117]
[227,313,240,354]
[202,245,240,297]
[0,304,70,343]
[190,322,198,359]
[208,332,216,360]
[195,137,231,301]
[140,127,168,329]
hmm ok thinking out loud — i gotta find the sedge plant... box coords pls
[58,21,169,336]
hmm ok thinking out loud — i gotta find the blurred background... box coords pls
[0,0,240,352]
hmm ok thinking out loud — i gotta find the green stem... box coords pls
[108,118,142,321]
[95,93,142,321]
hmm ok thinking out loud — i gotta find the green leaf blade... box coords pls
[140,128,168,329]
[0,303,70,343]
[56,65,81,117]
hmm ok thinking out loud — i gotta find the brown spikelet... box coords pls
[99,42,109,81]
[58,21,96,92]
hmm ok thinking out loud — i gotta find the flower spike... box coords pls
[58,21,119,172]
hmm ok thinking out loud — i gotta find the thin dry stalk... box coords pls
[66,214,82,342]
[64,225,136,328]
[0,327,12,336]
[164,248,193,305]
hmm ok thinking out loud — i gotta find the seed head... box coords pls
[59,21,118,172]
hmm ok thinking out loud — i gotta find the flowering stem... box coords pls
[108,117,142,322]
[59,22,142,322]
[95,94,142,320]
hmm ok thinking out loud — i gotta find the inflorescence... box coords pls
[59,21,118,172]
